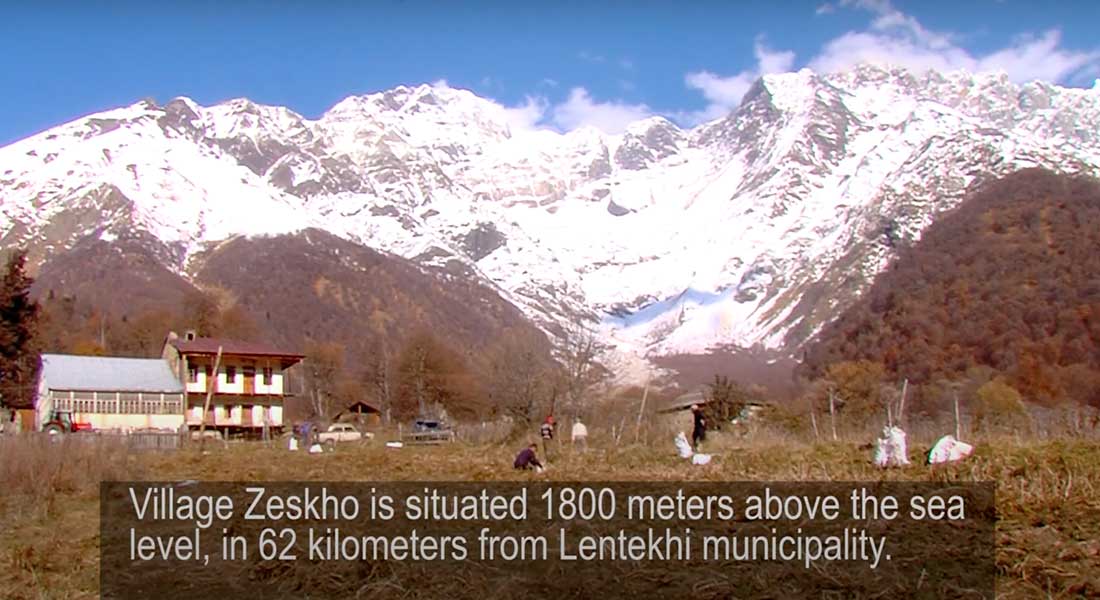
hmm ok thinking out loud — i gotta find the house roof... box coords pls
[170,337,304,360]
[347,400,381,413]
[40,354,185,394]
[657,390,708,414]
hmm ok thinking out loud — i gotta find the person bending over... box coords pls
[514,443,544,470]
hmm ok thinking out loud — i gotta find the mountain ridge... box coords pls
[3,64,1099,379]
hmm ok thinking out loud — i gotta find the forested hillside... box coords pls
[803,168,1100,410]
[24,229,555,421]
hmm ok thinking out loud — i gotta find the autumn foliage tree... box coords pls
[704,375,762,429]
[303,341,345,419]
[557,317,609,419]
[36,285,262,359]
[394,330,482,422]
[821,360,888,427]
[974,378,1030,432]
[803,169,1100,414]
[485,328,555,427]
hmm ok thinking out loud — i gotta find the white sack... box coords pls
[288,437,299,451]
[674,432,694,459]
[385,441,404,449]
[927,435,974,464]
[308,443,324,454]
[872,426,910,468]
[692,454,712,465]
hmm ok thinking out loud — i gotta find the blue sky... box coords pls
[2,0,1099,144]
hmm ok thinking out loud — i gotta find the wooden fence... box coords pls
[47,430,183,451]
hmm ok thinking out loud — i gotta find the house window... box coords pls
[187,366,199,383]
[262,368,273,386]
[226,366,237,383]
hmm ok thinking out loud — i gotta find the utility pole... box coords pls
[199,346,223,451]
[634,382,650,443]
[829,389,838,441]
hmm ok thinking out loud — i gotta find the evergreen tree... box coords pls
[0,249,41,409]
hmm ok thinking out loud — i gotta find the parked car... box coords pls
[402,418,455,444]
[318,423,372,445]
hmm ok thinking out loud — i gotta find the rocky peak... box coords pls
[614,117,685,170]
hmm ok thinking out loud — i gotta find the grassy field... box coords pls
[1,431,1098,599]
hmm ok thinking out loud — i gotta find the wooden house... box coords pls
[337,400,383,427]
[35,354,186,432]
[162,331,304,435]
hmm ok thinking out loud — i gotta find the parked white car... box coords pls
[317,423,372,445]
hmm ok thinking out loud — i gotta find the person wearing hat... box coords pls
[691,404,707,451]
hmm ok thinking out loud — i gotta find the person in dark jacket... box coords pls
[514,443,544,470]
[691,404,707,451]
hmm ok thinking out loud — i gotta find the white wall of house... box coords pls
[40,389,185,432]
[185,365,208,393]
[253,367,284,394]
[72,413,184,431]
[185,403,282,427]
[182,357,288,395]
[217,365,245,394]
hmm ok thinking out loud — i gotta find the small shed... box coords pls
[337,400,382,426]
[36,354,186,432]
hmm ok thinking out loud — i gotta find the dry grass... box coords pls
[1,430,1097,599]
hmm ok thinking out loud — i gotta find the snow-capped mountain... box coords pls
[3,64,1099,373]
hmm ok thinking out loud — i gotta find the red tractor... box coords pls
[42,410,93,435]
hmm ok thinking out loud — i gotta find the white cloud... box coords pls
[682,38,796,124]
[578,51,606,64]
[839,0,892,13]
[477,86,651,135]
[975,31,1100,84]
[811,0,1100,84]
[550,87,652,134]
[500,96,548,132]
[430,79,649,135]
[815,3,835,15]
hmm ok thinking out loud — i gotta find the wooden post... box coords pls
[199,346,223,451]
[898,379,909,427]
[634,382,649,443]
[810,407,820,441]
[614,416,626,445]
[953,390,961,440]
[828,390,837,441]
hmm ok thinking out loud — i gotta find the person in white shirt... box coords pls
[571,418,588,453]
